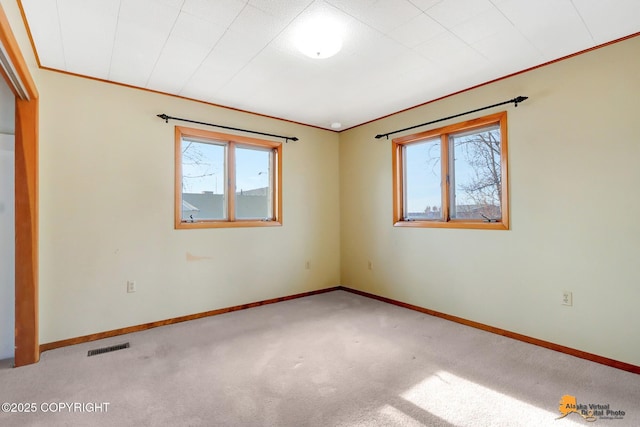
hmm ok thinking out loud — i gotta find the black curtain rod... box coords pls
[374,96,528,140]
[157,113,299,143]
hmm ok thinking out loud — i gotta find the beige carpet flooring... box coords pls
[0,290,638,426]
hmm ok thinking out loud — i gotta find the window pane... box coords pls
[449,125,501,220]
[181,139,226,221]
[404,139,442,220]
[235,146,272,220]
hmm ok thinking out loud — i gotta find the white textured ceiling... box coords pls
[20,0,640,130]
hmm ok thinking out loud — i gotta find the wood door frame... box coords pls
[0,4,39,366]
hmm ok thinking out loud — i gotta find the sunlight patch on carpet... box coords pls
[400,371,583,426]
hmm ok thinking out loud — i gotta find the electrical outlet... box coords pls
[127,280,136,293]
[305,261,310,270]
[562,290,572,306]
[368,260,373,270]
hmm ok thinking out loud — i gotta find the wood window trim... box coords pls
[174,126,283,229]
[392,111,509,230]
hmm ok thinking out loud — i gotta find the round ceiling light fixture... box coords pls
[295,16,343,59]
[330,122,342,129]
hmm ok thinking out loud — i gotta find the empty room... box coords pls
[0,0,639,426]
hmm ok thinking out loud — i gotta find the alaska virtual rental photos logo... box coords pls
[557,395,626,422]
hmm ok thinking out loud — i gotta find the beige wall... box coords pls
[340,36,640,366]
[33,70,341,343]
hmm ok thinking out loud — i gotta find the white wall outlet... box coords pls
[305,261,310,270]
[562,290,572,306]
[127,280,136,293]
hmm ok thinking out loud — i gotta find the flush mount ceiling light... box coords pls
[295,16,343,59]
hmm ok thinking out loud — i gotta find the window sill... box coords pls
[176,220,283,229]
[393,220,508,230]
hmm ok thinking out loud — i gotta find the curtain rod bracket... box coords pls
[513,96,528,107]
[157,113,299,143]
[375,95,528,140]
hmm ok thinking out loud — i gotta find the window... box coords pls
[392,112,509,229]
[175,126,282,229]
